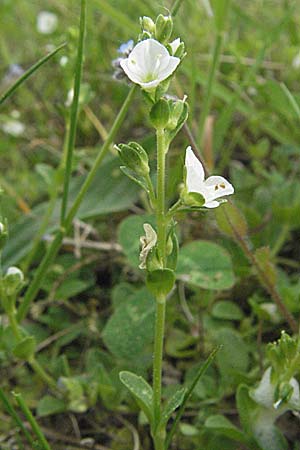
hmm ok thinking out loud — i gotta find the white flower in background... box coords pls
[185,146,234,208]
[139,223,157,269]
[60,56,69,67]
[251,367,300,411]
[292,51,300,69]
[120,38,180,90]
[37,11,58,35]
[65,88,74,107]
[1,119,25,137]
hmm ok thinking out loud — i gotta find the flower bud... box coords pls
[3,266,24,296]
[140,16,155,34]
[168,38,185,58]
[150,99,170,129]
[167,97,188,130]
[0,221,8,249]
[155,14,173,44]
[117,142,149,176]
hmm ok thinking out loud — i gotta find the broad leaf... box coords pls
[119,370,153,424]
[177,240,235,290]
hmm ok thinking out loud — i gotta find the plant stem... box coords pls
[6,306,58,392]
[152,127,169,449]
[60,0,86,223]
[156,128,167,265]
[8,309,22,340]
[17,85,136,323]
[153,296,166,429]
[223,208,298,333]
[14,392,52,450]
[28,357,58,393]
[197,32,224,143]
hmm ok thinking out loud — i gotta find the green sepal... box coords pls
[140,16,155,34]
[146,269,175,297]
[13,336,36,360]
[166,227,179,271]
[150,99,170,130]
[182,191,206,207]
[117,142,149,176]
[119,371,153,425]
[155,14,173,44]
[166,101,189,143]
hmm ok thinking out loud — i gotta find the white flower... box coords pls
[37,11,58,35]
[120,39,180,90]
[1,119,25,137]
[251,367,300,412]
[139,223,157,269]
[185,146,234,208]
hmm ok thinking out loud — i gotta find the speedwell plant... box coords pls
[115,14,234,450]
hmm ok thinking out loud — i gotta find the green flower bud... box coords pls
[0,221,8,249]
[116,142,149,176]
[3,266,24,296]
[167,96,188,130]
[150,99,170,129]
[140,16,155,34]
[155,14,173,44]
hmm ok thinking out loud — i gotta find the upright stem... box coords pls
[153,296,166,428]
[156,128,167,265]
[152,128,168,449]
[60,0,86,223]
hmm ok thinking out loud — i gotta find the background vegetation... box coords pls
[1,0,300,448]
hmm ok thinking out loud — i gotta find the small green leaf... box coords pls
[255,246,277,286]
[13,336,36,360]
[211,301,244,320]
[215,201,248,238]
[37,395,66,417]
[160,387,186,426]
[119,371,153,425]
[146,269,175,297]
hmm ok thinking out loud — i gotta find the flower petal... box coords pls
[203,200,220,208]
[157,56,180,81]
[203,175,234,201]
[185,146,205,192]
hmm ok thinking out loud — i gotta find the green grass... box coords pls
[1,0,300,449]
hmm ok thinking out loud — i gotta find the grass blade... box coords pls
[13,392,51,450]
[60,0,87,223]
[0,387,35,447]
[0,42,66,106]
[165,346,220,449]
